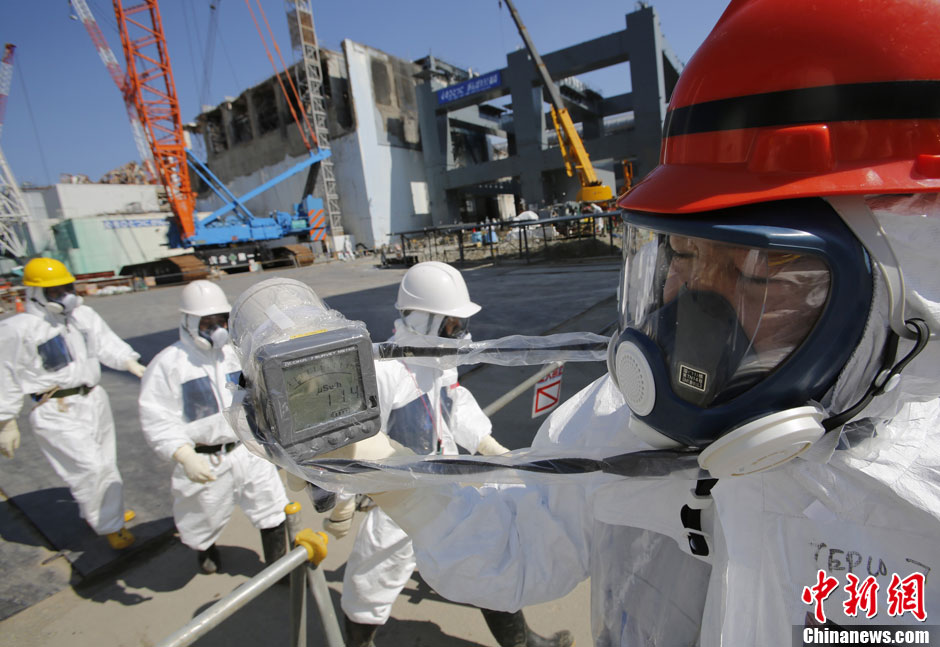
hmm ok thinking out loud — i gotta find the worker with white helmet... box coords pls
[329,261,573,647]
[0,257,145,550]
[139,280,290,574]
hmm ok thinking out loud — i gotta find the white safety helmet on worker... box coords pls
[179,280,232,351]
[395,261,481,339]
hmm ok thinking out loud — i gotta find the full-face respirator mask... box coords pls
[608,198,878,477]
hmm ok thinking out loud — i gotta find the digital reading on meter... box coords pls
[254,327,380,460]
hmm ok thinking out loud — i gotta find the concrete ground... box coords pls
[0,254,618,646]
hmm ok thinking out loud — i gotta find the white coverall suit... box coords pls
[341,329,495,625]
[138,332,289,551]
[0,301,140,535]
[371,209,940,645]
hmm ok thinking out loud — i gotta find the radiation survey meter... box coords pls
[229,277,609,464]
[252,328,380,460]
[228,278,382,462]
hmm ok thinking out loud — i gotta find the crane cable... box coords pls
[243,0,318,151]
[252,0,319,150]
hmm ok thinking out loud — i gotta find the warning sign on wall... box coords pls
[531,365,564,418]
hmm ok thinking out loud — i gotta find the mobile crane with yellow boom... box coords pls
[502,0,614,204]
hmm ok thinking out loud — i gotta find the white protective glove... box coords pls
[0,419,20,459]
[476,435,509,456]
[323,495,357,539]
[319,431,412,462]
[173,445,217,483]
[125,358,147,379]
[285,471,308,492]
[285,433,449,536]
[282,433,411,500]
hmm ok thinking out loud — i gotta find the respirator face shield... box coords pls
[198,312,230,347]
[400,310,472,340]
[610,198,874,454]
[183,312,230,350]
[438,315,470,339]
[41,283,81,315]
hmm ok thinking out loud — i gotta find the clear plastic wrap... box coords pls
[225,277,627,493]
[374,330,610,368]
[226,278,383,467]
[256,441,705,496]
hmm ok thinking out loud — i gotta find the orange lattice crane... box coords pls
[112,0,196,241]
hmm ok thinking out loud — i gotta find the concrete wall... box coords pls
[21,190,57,257]
[192,42,430,250]
[330,131,369,247]
[16,184,167,272]
[341,40,430,248]
[50,184,162,219]
[55,213,172,275]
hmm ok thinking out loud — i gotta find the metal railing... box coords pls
[155,502,344,647]
[388,210,623,267]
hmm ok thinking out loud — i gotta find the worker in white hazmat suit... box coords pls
[139,280,290,574]
[0,257,144,549]
[296,1,940,644]
[326,261,573,647]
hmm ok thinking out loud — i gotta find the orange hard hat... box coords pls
[619,0,940,215]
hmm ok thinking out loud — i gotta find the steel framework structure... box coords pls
[286,0,343,235]
[71,0,156,182]
[0,44,31,259]
[113,0,196,240]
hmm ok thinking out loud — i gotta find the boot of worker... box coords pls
[106,527,135,550]
[343,614,380,647]
[480,608,575,647]
[260,521,288,564]
[197,544,221,574]
[260,521,289,585]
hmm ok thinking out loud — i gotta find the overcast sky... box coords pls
[0,0,728,187]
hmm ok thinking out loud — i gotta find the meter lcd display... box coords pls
[283,345,367,432]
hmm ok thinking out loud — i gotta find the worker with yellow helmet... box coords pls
[0,257,146,550]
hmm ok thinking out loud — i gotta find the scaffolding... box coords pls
[286,1,343,236]
[0,44,30,260]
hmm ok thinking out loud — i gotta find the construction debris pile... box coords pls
[99,161,152,185]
